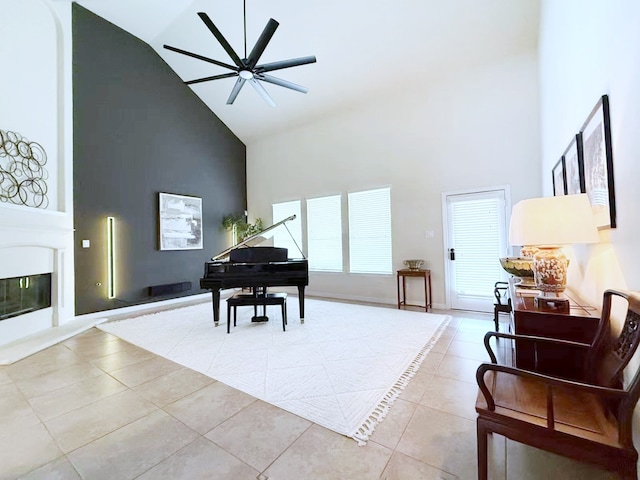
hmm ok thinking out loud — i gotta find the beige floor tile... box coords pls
[45,389,158,452]
[442,315,462,329]
[0,368,11,385]
[28,373,127,421]
[133,367,216,407]
[137,437,260,480]
[380,451,457,479]
[418,350,445,374]
[5,344,82,381]
[19,456,82,479]
[264,423,392,480]
[453,319,495,344]
[368,398,417,450]
[0,382,42,430]
[63,331,133,360]
[206,400,311,471]
[164,381,256,434]
[430,335,455,354]
[68,410,199,480]
[419,373,480,420]
[15,361,104,399]
[398,369,431,403]
[90,345,156,372]
[108,355,184,387]
[435,354,481,384]
[396,405,505,480]
[445,339,493,362]
[505,440,619,480]
[0,420,62,478]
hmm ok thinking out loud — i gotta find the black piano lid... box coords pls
[210,214,305,262]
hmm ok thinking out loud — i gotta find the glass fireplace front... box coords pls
[0,273,52,321]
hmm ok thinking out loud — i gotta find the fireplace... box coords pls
[0,273,52,321]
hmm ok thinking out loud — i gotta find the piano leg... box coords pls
[297,285,305,322]
[212,289,221,326]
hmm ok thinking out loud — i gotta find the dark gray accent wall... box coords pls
[73,4,246,315]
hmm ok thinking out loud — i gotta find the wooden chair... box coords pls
[493,281,511,331]
[476,289,640,479]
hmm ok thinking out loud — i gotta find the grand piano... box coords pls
[200,215,309,325]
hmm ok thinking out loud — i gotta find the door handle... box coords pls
[449,248,455,261]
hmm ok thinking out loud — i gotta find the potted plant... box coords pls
[222,214,263,244]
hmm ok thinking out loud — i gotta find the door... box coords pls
[443,188,508,312]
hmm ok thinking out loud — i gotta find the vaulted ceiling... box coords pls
[76,0,540,143]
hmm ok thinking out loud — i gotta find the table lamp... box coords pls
[508,194,599,309]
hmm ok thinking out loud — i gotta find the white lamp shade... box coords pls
[509,194,599,247]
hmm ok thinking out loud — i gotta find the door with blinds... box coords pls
[444,188,508,312]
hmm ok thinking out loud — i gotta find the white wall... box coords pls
[0,0,75,346]
[539,0,640,305]
[247,52,541,307]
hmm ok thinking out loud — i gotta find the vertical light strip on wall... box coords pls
[107,216,116,299]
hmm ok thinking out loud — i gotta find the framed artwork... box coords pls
[580,94,616,228]
[159,192,203,250]
[552,157,567,196]
[562,133,584,195]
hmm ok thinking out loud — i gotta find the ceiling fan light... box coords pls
[239,70,254,80]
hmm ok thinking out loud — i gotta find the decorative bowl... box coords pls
[499,257,534,279]
[404,259,425,270]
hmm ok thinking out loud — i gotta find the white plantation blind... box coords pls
[348,187,392,274]
[451,196,503,298]
[307,195,343,272]
[272,201,303,258]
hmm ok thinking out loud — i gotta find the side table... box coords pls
[397,269,432,311]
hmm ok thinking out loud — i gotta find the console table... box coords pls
[397,269,432,311]
[507,278,600,380]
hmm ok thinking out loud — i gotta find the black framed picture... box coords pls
[552,157,567,196]
[562,133,584,195]
[580,94,616,228]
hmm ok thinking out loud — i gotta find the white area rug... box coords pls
[98,298,450,444]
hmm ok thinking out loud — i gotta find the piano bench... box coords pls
[226,292,288,333]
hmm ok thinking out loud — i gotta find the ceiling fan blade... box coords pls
[197,12,244,68]
[163,45,237,71]
[249,78,276,107]
[255,56,317,73]
[256,74,308,93]
[186,72,238,86]
[227,77,247,105]
[246,18,279,69]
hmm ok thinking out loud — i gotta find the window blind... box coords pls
[348,187,392,274]
[451,197,503,297]
[307,195,342,272]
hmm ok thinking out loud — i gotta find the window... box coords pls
[272,201,303,258]
[306,195,342,272]
[348,187,392,274]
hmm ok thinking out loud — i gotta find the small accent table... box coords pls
[397,269,432,311]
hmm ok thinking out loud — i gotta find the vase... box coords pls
[532,246,569,295]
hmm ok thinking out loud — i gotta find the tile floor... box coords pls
[0,303,622,479]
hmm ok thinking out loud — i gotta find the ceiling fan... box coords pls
[163,3,317,107]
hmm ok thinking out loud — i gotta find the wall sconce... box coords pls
[107,216,116,299]
[509,194,598,309]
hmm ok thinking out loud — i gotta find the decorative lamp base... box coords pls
[533,246,569,294]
